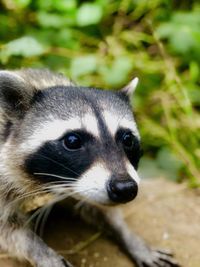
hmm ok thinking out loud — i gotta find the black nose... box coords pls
[107,175,138,203]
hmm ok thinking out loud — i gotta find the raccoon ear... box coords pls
[0,71,35,117]
[121,77,139,98]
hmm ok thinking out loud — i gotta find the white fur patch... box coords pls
[82,113,99,137]
[0,70,25,83]
[74,163,111,204]
[125,160,140,185]
[19,115,99,153]
[74,161,140,204]
[0,70,20,77]
[102,111,139,137]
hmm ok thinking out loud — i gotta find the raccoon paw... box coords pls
[134,249,180,267]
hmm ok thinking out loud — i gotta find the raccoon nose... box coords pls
[107,175,138,203]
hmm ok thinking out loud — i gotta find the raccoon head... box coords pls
[0,69,142,205]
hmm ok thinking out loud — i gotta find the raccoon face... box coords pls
[0,70,141,205]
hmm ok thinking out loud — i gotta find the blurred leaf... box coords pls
[70,55,97,78]
[189,61,199,82]
[156,23,173,38]
[0,36,46,63]
[14,0,31,8]
[100,56,132,86]
[157,11,200,57]
[37,12,76,28]
[36,0,76,11]
[187,85,200,105]
[76,3,103,26]
[53,0,77,12]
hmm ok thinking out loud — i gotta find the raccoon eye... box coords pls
[63,133,82,150]
[122,132,134,148]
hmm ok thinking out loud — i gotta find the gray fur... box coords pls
[0,69,179,267]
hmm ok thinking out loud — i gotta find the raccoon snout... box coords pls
[107,175,138,203]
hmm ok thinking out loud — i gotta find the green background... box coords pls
[0,0,199,186]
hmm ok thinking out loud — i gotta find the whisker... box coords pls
[38,203,53,237]
[28,188,92,232]
[36,154,80,177]
[22,184,73,197]
[25,194,66,229]
[35,190,77,236]
[34,173,77,181]
[8,189,53,207]
[41,184,73,190]
[8,183,74,206]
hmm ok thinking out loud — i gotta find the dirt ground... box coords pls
[1,178,200,267]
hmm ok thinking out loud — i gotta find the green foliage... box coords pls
[0,36,46,63]
[70,55,97,78]
[76,3,103,26]
[0,0,200,186]
[157,10,200,58]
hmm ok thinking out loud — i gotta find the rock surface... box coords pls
[0,178,200,267]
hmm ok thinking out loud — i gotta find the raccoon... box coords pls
[0,69,179,267]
